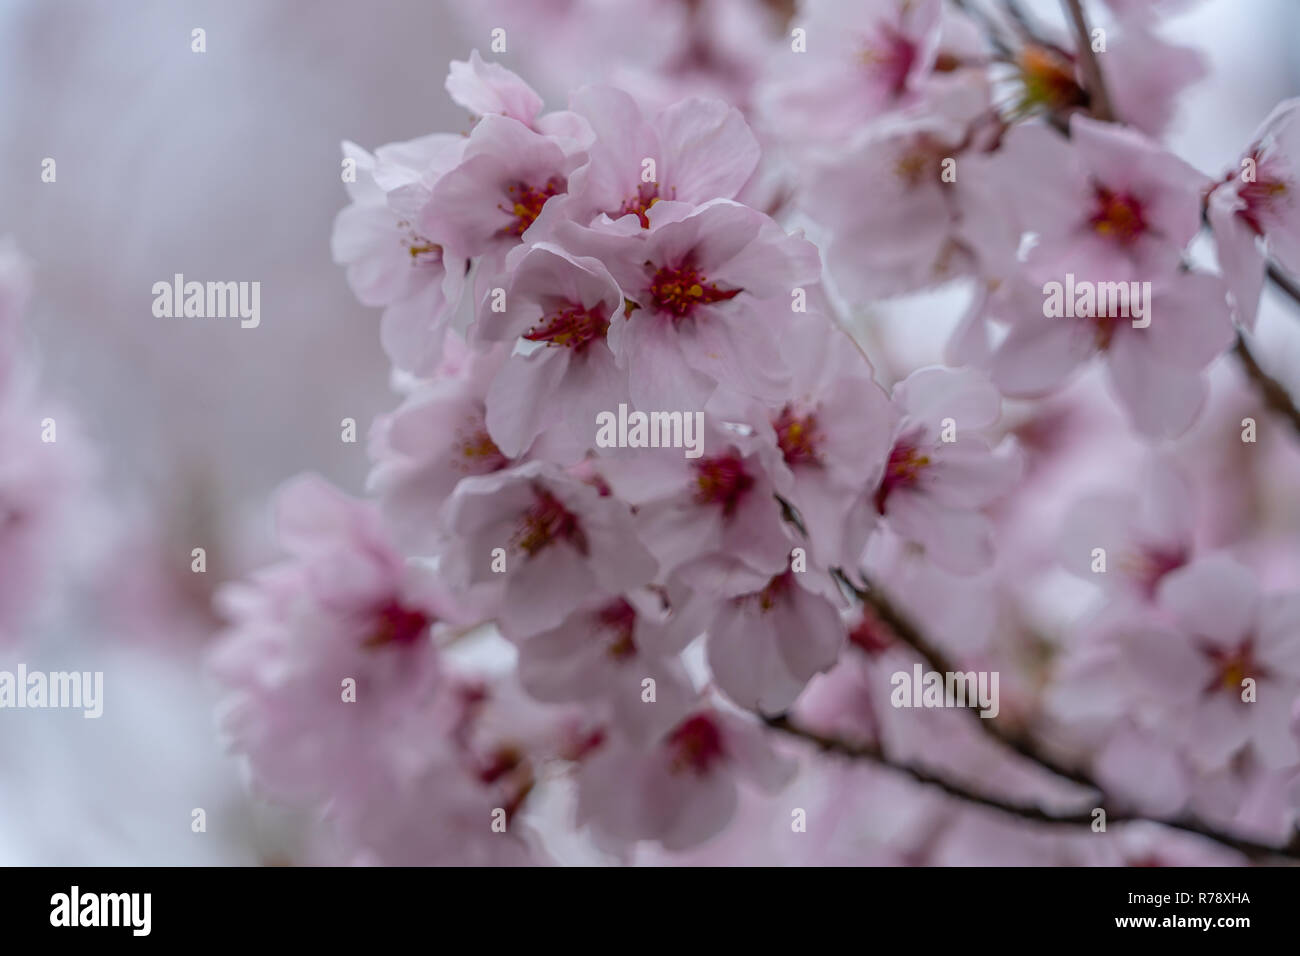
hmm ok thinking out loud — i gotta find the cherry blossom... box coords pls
[1208,99,1300,327]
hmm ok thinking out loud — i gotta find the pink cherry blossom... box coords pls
[513,588,700,742]
[757,0,945,146]
[743,317,894,570]
[439,460,657,638]
[1208,98,1300,327]
[996,115,1208,283]
[420,114,588,274]
[1058,456,1196,603]
[539,85,760,235]
[330,135,470,376]
[600,414,793,595]
[475,242,628,460]
[557,198,820,408]
[367,346,514,554]
[1100,556,1300,771]
[210,474,462,811]
[446,50,545,128]
[576,707,795,850]
[705,566,846,715]
[871,367,1020,575]
[989,269,1234,439]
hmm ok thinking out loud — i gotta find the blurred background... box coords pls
[0,0,1297,864]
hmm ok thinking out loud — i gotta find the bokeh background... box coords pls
[0,0,1297,864]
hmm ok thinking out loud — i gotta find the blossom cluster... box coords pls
[212,0,1300,865]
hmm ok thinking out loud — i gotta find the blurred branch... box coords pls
[765,714,1300,862]
[763,713,1092,825]
[1269,260,1300,309]
[1060,0,1113,121]
[1234,333,1300,436]
[832,568,1095,789]
[774,521,1300,857]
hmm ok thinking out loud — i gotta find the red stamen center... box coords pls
[1236,149,1292,236]
[454,419,510,475]
[859,22,917,97]
[874,436,932,513]
[667,714,726,776]
[648,261,741,320]
[596,599,638,660]
[523,303,610,352]
[499,177,564,238]
[512,485,588,558]
[618,182,664,230]
[773,405,822,466]
[693,454,755,518]
[849,609,894,656]
[1118,544,1188,599]
[1200,638,1267,699]
[363,598,431,649]
[1090,187,1148,244]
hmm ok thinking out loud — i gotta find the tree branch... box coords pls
[1060,0,1114,121]
[765,713,1300,862]
[833,568,1097,789]
[1235,333,1300,436]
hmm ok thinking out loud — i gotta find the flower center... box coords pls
[1236,150,1292,236]
[1090,187,1148,244]
[693,454,755,518]
[455,419,510,474]
[849,609,893,656]
[397,220,443,265]
[740,571,794,613]
[618,182,664,230]
[596,599,638,660]
[667,713,726,776]
[1117,544,1188,598]
[512,485,588,558]
[773,405,822,466]
[362,598,431,649]
[1200,638,1266,699]
[874,436,932,513]
[648,262,741,320]
[499,177,564,238]
[523,303,610,352]
[858,22,917,97]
